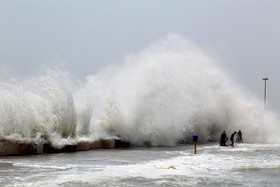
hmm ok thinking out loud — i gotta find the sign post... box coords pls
[193,135,198,154]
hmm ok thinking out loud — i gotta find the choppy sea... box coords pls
[1,143,280,187]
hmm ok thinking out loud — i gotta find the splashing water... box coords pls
[0,69,78,147]
[0,34,279,146]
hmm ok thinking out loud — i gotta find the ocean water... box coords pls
[1,143,280,186]
[1,34,280,186]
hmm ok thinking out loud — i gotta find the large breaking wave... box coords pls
[1,34,279,146]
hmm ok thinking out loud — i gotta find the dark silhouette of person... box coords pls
[220,131,228,146]
[236,130,243,143]
[230,131,237,146]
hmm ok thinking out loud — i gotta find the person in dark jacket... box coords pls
[236,130,243,143]
[230,131,237,146]
[220,131,228,146]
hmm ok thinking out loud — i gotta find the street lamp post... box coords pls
[262,77,269,110]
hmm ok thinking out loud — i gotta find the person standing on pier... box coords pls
[236,130,243,143]
[220,131,228,146]
[230,131,237,146]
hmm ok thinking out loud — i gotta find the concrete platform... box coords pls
[115,139,129,148]
[101,139,129,149]
[0,141,43,156]
[77,141,90,151]
[102,139,115,148]
[90,139,103,149]
[43,144,77,153]
[0,138,130,156]
[26,143,44,154]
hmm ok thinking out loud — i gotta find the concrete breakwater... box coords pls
[0,139,129,156]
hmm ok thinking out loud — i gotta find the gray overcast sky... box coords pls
[1,0,280,111]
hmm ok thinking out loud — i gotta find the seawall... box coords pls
[0,139,129,156]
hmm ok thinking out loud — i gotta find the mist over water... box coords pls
[1,34,279,146]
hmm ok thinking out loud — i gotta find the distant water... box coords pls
[1,143,280,186]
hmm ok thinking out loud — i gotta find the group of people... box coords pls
[220,130,243,147]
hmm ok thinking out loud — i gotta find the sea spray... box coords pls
[74,89,94,137]
[0,69,79,147]
[39,69,78,147]
[84,34,280,145]
[0,34,280,146]
[0,78,50,143]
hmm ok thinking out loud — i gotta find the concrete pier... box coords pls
[0,141,43,156]
[43,144,77,153]
[26,143,44,155]
[115,139,129,148]
[101,139,129,149]
[77,141,90,151]
[90,139,103,149]
[0,139,129,156]
[102,139,116,148]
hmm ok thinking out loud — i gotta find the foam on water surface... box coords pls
[1,143,280,186]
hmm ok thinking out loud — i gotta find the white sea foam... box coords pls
[0,34,279,146]
[2,144,280,186]
[13,163,72,170]
[83,34,280,145]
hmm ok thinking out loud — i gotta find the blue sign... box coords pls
[193,135,198,142]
